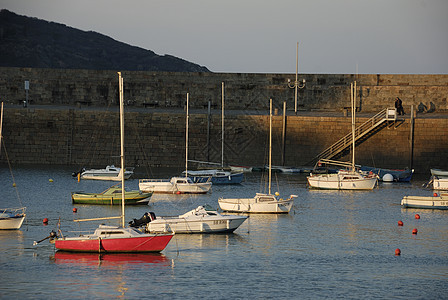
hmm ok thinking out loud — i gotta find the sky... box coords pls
[1,0,448,74]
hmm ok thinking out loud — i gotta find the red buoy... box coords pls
[395,248,401,256]
[412,228,418,235]
[73,208,77,213]
[43,218,49,224]
[415,214,420,219]
[176,191,181,194]
[398,220,404,226]
[433,192,438,197]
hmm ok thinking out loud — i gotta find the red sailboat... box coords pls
[53,72,173,252]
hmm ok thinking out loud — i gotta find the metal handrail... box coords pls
[315,108,390,161]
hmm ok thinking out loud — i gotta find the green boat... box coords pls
[71,185,152,205]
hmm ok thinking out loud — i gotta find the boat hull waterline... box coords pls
[55,225,173,253]
[0,208,26,230]
[139,206,248,234]
[401,194,448,210]
[218,193,295,214]
[307,172,378,190]
[71,187,152,205]
[0,215,26,230]
[139,177,212,194]
[147,217,247,234]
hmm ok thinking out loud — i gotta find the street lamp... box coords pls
[287,42,306,114]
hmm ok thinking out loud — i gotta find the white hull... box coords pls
[218,193,295,214]
[147,216,246,233]
[230,165,253,173]
[433,178,448,190]
[0,208,26,230]
[401,194,448,209]
[430,169,448,177]
[133,206,247,233]
[0,215,26,230]
[81,165,133,181]
[81,174,132,181]
[307,171,377,190]
[139,177,211,194]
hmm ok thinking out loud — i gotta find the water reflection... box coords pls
[50,251,172,298]
[0,230,25,256]
[169,233,246,259]
[51,251,171,268]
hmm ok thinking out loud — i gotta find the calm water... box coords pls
[1,165,447,299]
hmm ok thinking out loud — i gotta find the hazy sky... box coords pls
[2,0,448,74]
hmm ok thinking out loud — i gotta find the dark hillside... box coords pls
[0,9,209,72]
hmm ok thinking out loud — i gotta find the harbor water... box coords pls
[1,165,447,299]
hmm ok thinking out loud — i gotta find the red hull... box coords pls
[54,251,169,266]
[55,235,173,253]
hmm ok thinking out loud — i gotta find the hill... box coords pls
[0,9,210,72]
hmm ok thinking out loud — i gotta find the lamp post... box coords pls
[287,42,306,114]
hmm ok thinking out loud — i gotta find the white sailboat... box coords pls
[218,99,296,214]
[139,93,212,194]
[185,82,244,184]
[0,102,26,230]
[52,72,173,252]
[307,82,378,190]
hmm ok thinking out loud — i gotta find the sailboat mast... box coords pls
[185,93,189,177]
[221,82,224,168]
[0,102,3,156]
[351,81,356,171]
[118,72,125,227]
[269,99,272,195]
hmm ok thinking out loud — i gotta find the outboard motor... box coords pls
[129,212,155,228]
[72,167,85,177]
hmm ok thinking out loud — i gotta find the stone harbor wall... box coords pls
[1,106,447,174]
[1,67,447,113]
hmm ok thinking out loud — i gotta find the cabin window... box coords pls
[100,231,123,235]
[259,197,272,202]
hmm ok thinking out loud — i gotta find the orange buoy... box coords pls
[43,218,49,224]
[398,220,404,226]
[395,248,401,256]
[73,208,77,213]
[412,228,418,235]
[415,214,420,219]
[176,191,181,194]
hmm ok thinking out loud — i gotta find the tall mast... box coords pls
[269,99,272,195]
[221,82,224,168]
[185,93,189,177]
[118,72,125,227]
[0,102,3,156]
[351,81,356,171]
